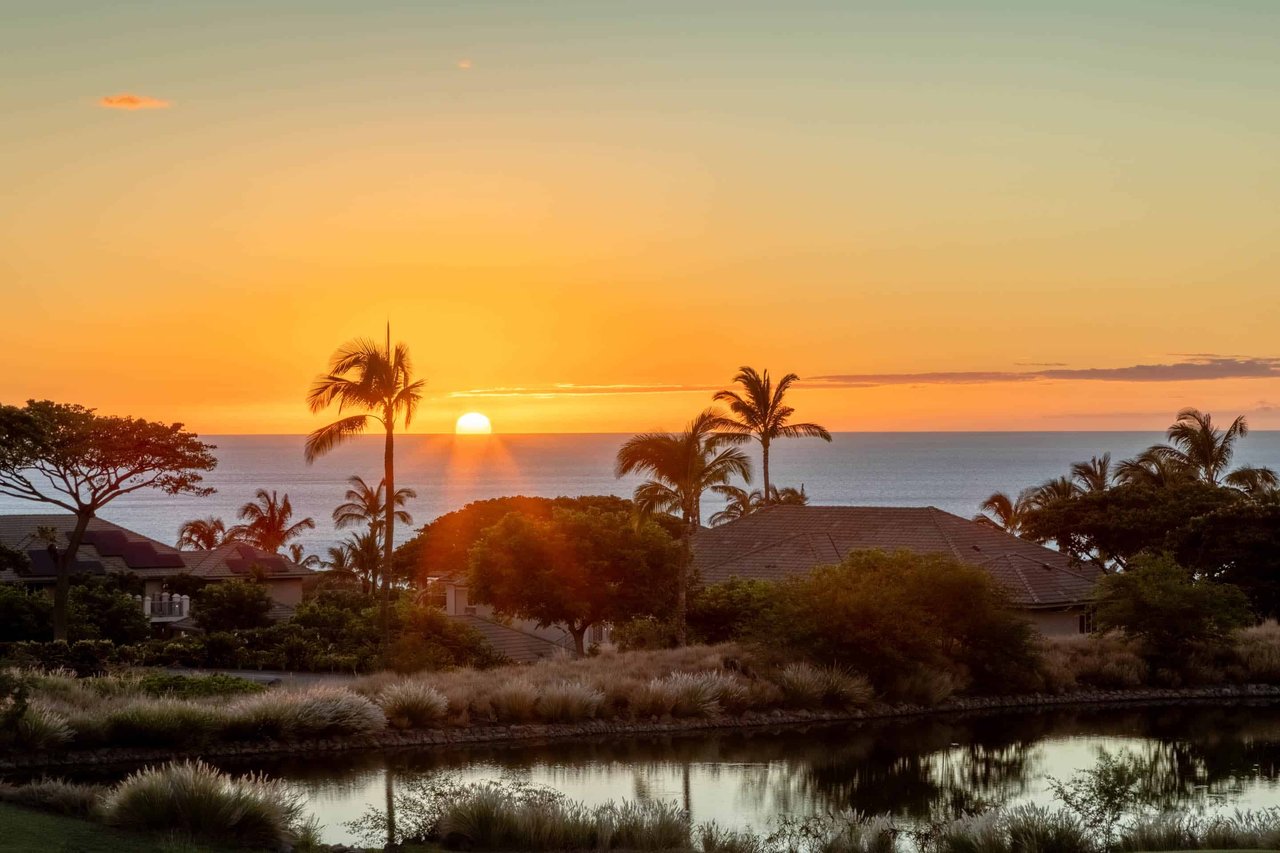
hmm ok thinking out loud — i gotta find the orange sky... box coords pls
[2,2,1278,434]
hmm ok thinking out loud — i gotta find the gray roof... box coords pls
[455,614,570,663]
[691,505,1102,609]
[0,514,312,584]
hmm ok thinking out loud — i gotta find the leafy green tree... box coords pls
[0,585,51,642]
[770,549,1040,695]
[194,580,273,632]
[400,495,643,584]
[1024,482,1240,567]
[0,400,217,640]
[469,508,680,654]
[68,577,150,644]
[1094,553,1251,662]
[712,366,831,503]
[1174,498,1280,618]
[306,328,426,644]
[615,409,751,645]
[688,578,780,644]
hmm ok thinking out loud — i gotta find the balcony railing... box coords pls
[133,593,190,622]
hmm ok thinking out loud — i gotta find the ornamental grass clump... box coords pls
[101,760,304,850]
[378,681,448,729]
[488,680,540,723]
[773,663,874,710]
[229,686,386,740]
[659,672,723,717]
[0,778,102,817]
[86,698,226,749]
[15,703,73,749]
[1235,621,1280,683]
[536,681,605,723]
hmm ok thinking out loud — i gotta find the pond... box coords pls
[60,704,1280,845]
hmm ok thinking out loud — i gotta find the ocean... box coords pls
[3,432,1279,558]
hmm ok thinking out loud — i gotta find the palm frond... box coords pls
[304,415,372,463]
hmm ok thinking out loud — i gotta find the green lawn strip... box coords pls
[0,803,248,853]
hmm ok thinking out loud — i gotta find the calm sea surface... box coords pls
[3,432,1279,555]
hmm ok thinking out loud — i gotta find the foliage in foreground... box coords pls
[101,760,308,849]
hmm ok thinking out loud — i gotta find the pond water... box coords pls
[62,704,1280,845]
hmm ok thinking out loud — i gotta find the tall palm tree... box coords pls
[176,516,231,550]
[1155,408,1252,485]
[615,408,751,645]
[974,488,1039,536]
[712,367,831,505]
[1034,475,1080,505]
[228,489,315,554]
[306,327,425,641]
[1070,453,1113,493]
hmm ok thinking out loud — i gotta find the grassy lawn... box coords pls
[0,803,246,853]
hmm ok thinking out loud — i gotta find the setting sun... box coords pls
[455,412,493,435]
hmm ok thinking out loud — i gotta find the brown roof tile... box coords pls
[692,505,1102,608]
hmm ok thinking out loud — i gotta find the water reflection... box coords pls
[34,704,1280,845]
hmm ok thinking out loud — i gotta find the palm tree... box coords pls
[1115,447,1193,487]
[1034,475,1079,505]
[228,489,315,554]
[306,327,425,641]
[332,475,415,590]
[287,543,322,569]
[974,488,1039,536]
[615,408,752,645]
[1155,408,1253,485]
[1070,454,1113,493]
[712,367,831,505]
[176,516,231,550]
[709,483,809,526]
[1224,465,1280,498]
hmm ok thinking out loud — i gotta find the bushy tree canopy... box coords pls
[468,507,680,653]
[195,581,273,632]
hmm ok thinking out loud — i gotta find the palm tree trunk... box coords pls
[381,417,394,648]
[761,436,771,505]
[675,519,693,647]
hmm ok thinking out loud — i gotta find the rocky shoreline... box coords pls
[6,683,1279,771]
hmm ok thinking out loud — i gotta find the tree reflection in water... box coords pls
[56,703,1280,842]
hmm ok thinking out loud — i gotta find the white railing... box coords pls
[133,593,191,621]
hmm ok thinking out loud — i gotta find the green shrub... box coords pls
[136,672,265,699]
[229,686,386,740]
[379,681,448,729]
[536,681,605,723]
[768,549,1041,696]
[101,760,304,849]
[195,580,273,632]
[0,778,102,817]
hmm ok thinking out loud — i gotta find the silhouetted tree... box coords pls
[229,489,315,554]
[615,409,751,645]
[0,400,216,640]
[712,367,830,503]
[306,327,425,643]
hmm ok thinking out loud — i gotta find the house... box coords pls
[441,579,591,663]
[691,505,1104,637]
[0,514,311,629]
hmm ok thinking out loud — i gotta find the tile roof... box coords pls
[691,505,1102,609]
[454,615,571,663]
[0,514,312,584]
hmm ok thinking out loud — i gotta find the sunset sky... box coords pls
[2,2,1278,434]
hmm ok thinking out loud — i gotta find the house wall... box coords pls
[266,578,303,606]
[444,581,591,651]
[1027,608,1087,637]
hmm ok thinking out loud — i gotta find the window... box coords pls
[1078,609,1097,634]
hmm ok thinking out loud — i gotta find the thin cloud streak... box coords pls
[450,383,720,399]
[98,93,170,110]
[810,357,1280,388]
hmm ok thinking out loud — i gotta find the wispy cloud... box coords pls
[809,356,1280,388]
[450,383,719,399]
[98,93,170,110]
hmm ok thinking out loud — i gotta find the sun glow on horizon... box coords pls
[455,412,493,435]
